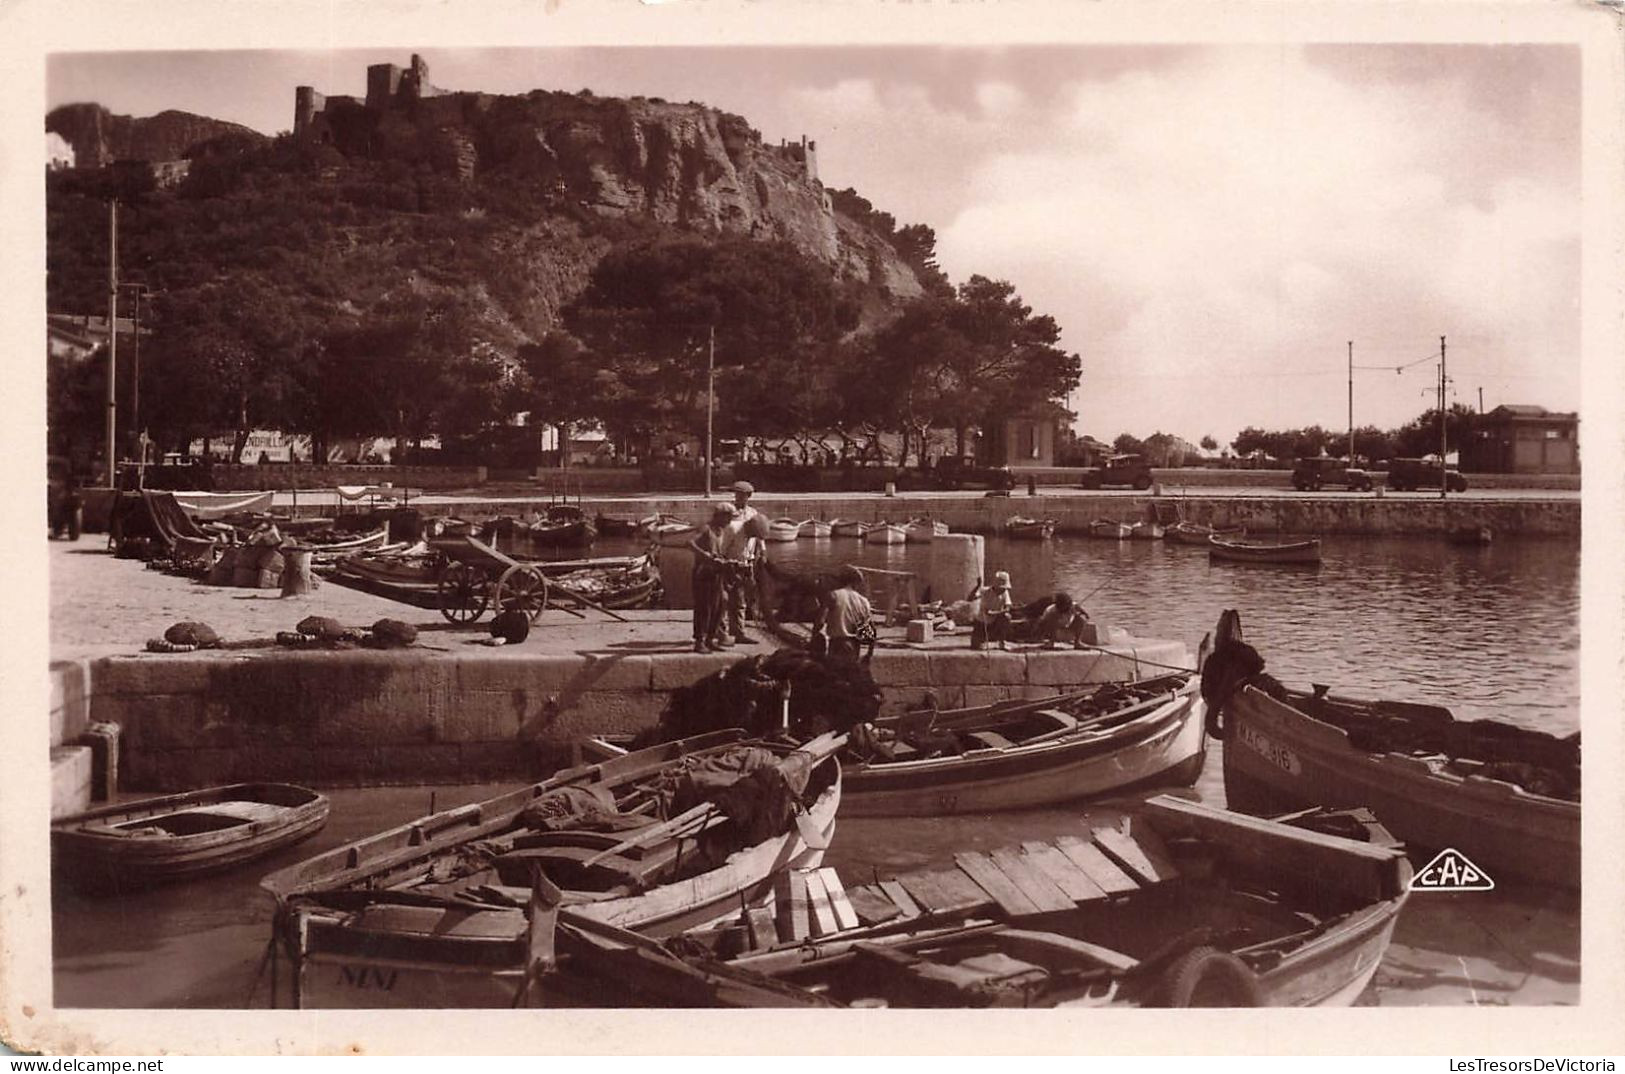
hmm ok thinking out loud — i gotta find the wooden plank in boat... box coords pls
[1141,794,1406,903]
[878,879,923,919]
[819,868,862,932]
[989,848,1076,912]
[967,731,1016,751]
[1019,841,1109,902]
[182,801,290,823]
[953,852,1041,916]
[899,868,990,915]
[1054,836,1140,895]
[846,883,903,926]
[745,906,779,951]
[1092,826,1180,886]
[774,870,811,941]
[803,870,840,937]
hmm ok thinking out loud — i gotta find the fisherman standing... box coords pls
[688,503,737,653]
[717,480,768,646]
[822,565,875,662]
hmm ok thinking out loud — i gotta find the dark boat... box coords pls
[549,795,1412,1008]
[1205,609,1579,888]
[53,783,330,892]
[258,730,845,1008]
[842,672,1207,816]
[529,505,596,548]
[595,512,643,537]
[1208,536,1321,565]
[1447,525,1493,546]
[1005,517,1057,540]
[1165,522,1244,545]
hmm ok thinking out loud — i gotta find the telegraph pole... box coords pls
[705,324,715,499]
[1347,340,1354,462]
[1438,335,1448,499]
[105,200,119,489]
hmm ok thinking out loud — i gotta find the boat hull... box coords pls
[829,519,864,538]
[53,784,330,891]
[1006,518,1056,540]
[1209,539,1321,565]
[843,688,1207,817]
[1221,685,1580,887]
[1089,521,1131,539]
[862,524,907,545]
[284,757,842,1009]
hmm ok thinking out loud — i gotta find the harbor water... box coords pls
[52,532,1581,1008]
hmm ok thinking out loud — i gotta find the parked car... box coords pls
[1291,457,1374,492]
[1385,457,1468,492]
[1079,453,1153,491]
[899,455,1016,492]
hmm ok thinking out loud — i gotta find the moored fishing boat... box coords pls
[54,784,329,892]
[1447,525,1493,546]
[1208,536,1321,565]
[1203,610,1579,888]
[594,512,643,538]
[1165,522,1243,545]
[547,794,1412,1008]
[259,731,845,1008]
[1127,522,1164,541]
[1089,520,1132,540]
[842,671,1207,817]
[798,518,833,539]
[529,505,596,549]
[862,522,907,546]
[903,518,948,543]
[548,552,664,609]
[765,518,802,542]
[1005,517,1057,540]
[333,544,439,586]
[650,517,700,547]
[829,518,865,538]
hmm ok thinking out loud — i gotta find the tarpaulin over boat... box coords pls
[169,490,275,519]
[669,746,816,848]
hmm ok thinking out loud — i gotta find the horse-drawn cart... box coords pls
[430,534,552,624]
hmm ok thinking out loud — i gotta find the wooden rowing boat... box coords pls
[651,519,699,547]
[862,522,907,546]
[1447,525,1493,546]
[548,795,1412,1008]
[798,518,833,539]
[53,784,329,892]
[1005,517,1057,540]
[903,518,948,543]
[1208,536,1322,565]
[1207,612,1578,888]
[594,512,643,537]
[259,731,844,1008]
[1165,522,1243,545]
[765,518,802,542]
[1089,520,1132,540]
[1127,522,1164,540]
[842,672,1207,816]
[829,518,865,538]
[529,506,596,549]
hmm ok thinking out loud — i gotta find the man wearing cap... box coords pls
[688,503,738,652]
[716,480,768,646]
[972,570,1015,651]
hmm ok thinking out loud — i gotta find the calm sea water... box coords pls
[52,531,1580,1009]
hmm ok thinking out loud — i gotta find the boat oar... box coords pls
[579,804,724,869]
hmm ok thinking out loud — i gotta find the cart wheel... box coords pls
[496,564,549,623]
[438,562,490,624]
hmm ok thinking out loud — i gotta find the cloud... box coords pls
[929,47,1579,443]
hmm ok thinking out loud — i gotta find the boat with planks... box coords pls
[644,515,700,547]
[54,784,329,892]
[258,730,845,1008]
[594,512,643,538]
[546,794,1413,1008]
[1006,517,1057,540]
[842,670,1208,817]
[1205,610,1579,888]
[1208,536,1322,565]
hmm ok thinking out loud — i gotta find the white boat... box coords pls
[829,519,865,538]
[798,519,833,539]
[1127,522,1165,540]
[765,518,802,542]
[903,518,948,543]
[1089,520,1133,540]
[862,522,908,546]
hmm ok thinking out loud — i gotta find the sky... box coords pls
[47,44,1582,448]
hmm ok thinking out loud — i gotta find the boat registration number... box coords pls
[1237,724,1302,775]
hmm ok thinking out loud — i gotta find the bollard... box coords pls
[884,481,896,497]
[925,533,984,605]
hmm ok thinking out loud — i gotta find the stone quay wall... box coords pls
[50,640,1189,792]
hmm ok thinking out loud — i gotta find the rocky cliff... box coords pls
[46,103,266,169]
[306,88,924,300]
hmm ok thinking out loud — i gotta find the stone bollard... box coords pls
[925,533,985,605]
[280,549,318,596]
[884,481,896,497]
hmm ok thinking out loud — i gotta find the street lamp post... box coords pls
[705,324,715,499]
[105,200,119,488]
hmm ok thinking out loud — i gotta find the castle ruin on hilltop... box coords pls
[291,54,821,188]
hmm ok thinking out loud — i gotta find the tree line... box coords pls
[46,139,1078,472]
